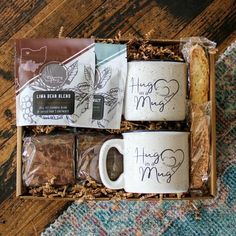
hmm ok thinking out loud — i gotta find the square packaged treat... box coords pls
[22,133,75,186]
[77,133,123,183]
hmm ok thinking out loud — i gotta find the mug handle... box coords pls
[99,139,124,189]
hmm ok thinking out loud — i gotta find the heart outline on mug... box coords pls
[138,148,184,184]
[161,148,185,176]
[131,77,180,113]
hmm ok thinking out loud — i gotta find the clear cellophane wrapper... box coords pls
[22,133,76,187]
[76,132,123,183]
[189,102,211,191]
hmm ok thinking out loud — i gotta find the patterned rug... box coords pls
[42,41,236,236]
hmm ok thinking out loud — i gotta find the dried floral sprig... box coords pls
[58,26,64,38]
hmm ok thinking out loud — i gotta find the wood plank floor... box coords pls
[0,0,235,235]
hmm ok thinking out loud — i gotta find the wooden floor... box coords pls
[0,0,235,235]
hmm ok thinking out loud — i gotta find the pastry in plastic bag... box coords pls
[181,37,215,190]
[77,133,123,183]
[190,103,210,189]
[22,133,75,186]
[190,44,209,104]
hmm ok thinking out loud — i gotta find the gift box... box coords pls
[16,38,217,201]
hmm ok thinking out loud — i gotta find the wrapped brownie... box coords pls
[22,133,75,186]
[77,133,123,183]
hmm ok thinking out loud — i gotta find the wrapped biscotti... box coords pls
[190,44,209,104]
[22,133,75,186]
[190,104,210,189]
[189,44,210,189]
[181,37,216,190]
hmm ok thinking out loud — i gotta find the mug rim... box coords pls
[128,59,186,63]
[123,130,190,134]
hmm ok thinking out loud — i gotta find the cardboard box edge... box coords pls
[16,126,23,197]
[209,51,217,197]
[19,195,215,201]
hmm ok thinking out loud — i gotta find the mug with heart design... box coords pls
[124,61,187,121]
[99,131,189,193]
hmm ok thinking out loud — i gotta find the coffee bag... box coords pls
[15,38,95,126]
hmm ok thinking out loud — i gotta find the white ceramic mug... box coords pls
[99,131,189,193]
[124,61,187,121]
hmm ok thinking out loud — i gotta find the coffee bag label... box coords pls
[92,94,104,120]
[33,91,75,115]
[15,38,95,126]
